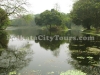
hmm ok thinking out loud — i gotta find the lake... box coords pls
[0,27,100,75]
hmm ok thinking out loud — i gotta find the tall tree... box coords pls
[35,9,65,30]
[70,0,100,30]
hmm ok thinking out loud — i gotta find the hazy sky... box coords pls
[28,0,74,14]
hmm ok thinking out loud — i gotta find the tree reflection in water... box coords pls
[0,30,33,75]
[68,34,100,75]
[35,31,68,57]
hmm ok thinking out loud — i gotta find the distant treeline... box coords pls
[10,14,37,26]
[10,12,73,29]
[10,9,84,30]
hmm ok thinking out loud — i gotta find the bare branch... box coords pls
[0,0,29,18]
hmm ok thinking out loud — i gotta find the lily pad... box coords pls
[60,70,86,75]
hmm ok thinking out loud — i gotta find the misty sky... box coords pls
[27,0,74,14]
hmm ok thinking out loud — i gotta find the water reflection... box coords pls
[68,59,100,75]
[0,30,33,75]
[6,28,100,75]
[34,29,83,51]
[35,31,68,57]
[69,34,100,75]
[35,35,66,51]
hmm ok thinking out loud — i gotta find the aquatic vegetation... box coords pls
[77,56,85,59]
[9,71,16,75]
[60,70,86,75]
[87,56,93,59]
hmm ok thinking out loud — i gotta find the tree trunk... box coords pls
[46,25,49,31]
[49,25,51,35]
[87,25,90,30]
[49,24,51,31]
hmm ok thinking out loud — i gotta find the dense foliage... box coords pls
[70,0,100,30]
[0,8,9,29]
[35,9,71,30]
[35,9,62,26]
[11,14,35,26]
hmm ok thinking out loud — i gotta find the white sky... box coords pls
[27,0,74,14]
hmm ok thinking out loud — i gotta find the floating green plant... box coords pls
[60,70,86,75]
[87,56,93,59]
[77,56,85,59]
[9,71,16,75]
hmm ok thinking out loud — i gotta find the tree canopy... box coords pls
[70,0,100,30]
[35,9,71,31]
[35,9,63,26]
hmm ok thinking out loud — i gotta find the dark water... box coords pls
[0,28,100,75]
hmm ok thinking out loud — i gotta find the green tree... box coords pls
[0,0,29,29]
[70,0,100,30]
[0,8,9,29]
[61,13,72,29]
[35,9,65,30]
[22,14,34,23]
[10,14,35,26]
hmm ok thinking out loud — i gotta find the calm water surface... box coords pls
[0,27,100,75]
